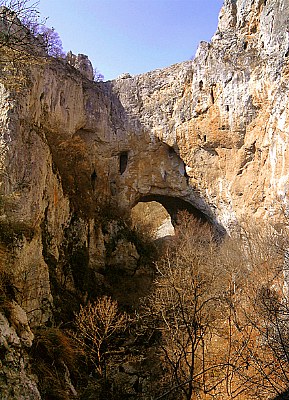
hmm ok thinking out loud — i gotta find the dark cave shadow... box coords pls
[102,80,227,240]
[136,194,226,240]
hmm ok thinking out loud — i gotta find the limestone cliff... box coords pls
[1,0,289,397]
[111,0,289,230]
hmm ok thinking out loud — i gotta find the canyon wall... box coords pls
[111,0,289,230]
[1,0,289,397]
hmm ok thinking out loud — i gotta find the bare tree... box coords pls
[140,213,289,399]
[74,296,128,377]
[93,67,104,82]
[142,213,232,399]
[214,221,289,399]
[0,1,66,89]
[233,259,289,399]
[0,1,44,53]
[33,25,64,58]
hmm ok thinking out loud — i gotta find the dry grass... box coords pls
[31,327,81,400]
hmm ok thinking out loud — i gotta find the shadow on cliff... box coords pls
[102,80,227,239]
[136,190,226,240]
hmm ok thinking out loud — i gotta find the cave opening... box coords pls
[119,151,128,175]
[210,88,215,104]
[91,169,97,190]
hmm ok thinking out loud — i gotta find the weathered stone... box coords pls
[0,312,20,347]
[108,0,289,232]
[7,301,34,347]
[131,201,174,239]
[116,72,132,80]
[1,0,289,395]
[113,371,139,395]
[0,311,41,400]
[108,239,140,275]
[66,51,94,80]
[0,0,288,323]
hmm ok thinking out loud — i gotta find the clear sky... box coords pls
[38,0,223,81]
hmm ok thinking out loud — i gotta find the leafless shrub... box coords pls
[139,212,289,399]
[35,25,64,58]
[93,67,104,82]
[0,1,65,89]
[141,213,230,399]
[74,296,128,377]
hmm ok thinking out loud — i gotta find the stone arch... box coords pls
[132,194,226,239]
[131,200,175,239]
[135,194,209,225]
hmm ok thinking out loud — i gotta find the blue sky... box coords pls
[38,0,223,81]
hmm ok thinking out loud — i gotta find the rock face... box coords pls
[0,0,288,325]
[66,51,94,80]
[111,0,289,231]
[1,0,289,396]
[131,201,175,239]
[0,306,41,400]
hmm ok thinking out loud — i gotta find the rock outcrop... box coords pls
[1,0,288,335]
[111,0,289,231]
[0,305,41,399]
[1,0,289,397]
[66,51,94,80]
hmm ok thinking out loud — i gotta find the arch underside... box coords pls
[137,194,209,225]
[136,194,226,238]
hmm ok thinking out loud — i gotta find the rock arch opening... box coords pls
[131,200,174,239]
[131,194,211,240]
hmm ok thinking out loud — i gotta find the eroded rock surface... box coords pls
[111,0,289,231]
[0,0,289,324]
[0,0,288,334]
[0,309,41,400]
[1,0,289,397]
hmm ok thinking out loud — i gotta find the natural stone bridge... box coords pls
[2,0,289,394]
[1,0,289,330]
[4,0,288,245]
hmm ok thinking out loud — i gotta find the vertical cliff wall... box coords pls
[0,0,288,329]
[110,0,289,230]
[1,0,289,397]
[1,0,289,330]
